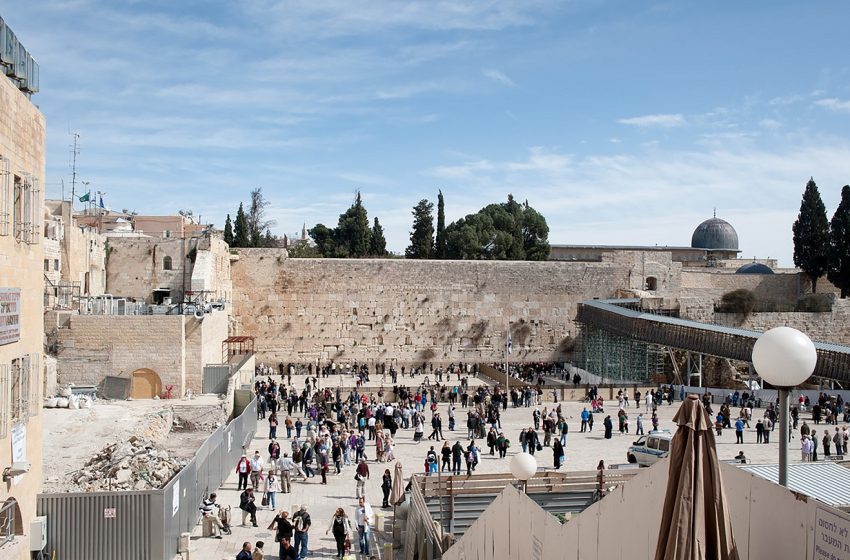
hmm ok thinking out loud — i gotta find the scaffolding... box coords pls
[574,322,666,383]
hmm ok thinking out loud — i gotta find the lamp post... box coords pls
[752,327,817,487]
[510,452,537,493]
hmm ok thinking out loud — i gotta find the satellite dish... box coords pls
[193,308,204,320]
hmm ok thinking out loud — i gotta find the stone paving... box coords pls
[188,382,822,559]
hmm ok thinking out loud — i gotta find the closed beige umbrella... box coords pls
[655,394,739,560]
[390,460,405,505]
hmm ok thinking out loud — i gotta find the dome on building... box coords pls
[691,216,739,251]
[735,262,774,275]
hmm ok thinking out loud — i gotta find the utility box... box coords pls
[30,515,47,551]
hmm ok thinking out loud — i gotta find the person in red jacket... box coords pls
[236,454,251,490]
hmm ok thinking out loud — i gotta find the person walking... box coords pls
[603,415,613,439]
[355,459,370,498]
[270,510,294,558]
[326,508,351,559]
[553,439,565,469]
[236,454,251,490]
[451,441,463,475]
[580,408,589,432]
[735,417,744,444]
[269,413,278,440]
[236,542,253,560]
[264,471,281,510]
[239,488,258,528]
[756,420,764,444]
[292,505,311,560]
[381,468,392,508]
[354,497,374,556]
[250,451,265,490]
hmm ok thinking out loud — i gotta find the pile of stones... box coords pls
[70,435,188,491]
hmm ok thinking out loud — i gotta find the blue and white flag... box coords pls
[507,333,513,355]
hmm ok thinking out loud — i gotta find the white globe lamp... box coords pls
[510,452,537,492]
[751,326,817,487]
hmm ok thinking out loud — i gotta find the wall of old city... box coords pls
[230,250,681,366]
[0,70,46,555]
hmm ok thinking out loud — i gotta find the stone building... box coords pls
[42,199,108,309]
[0,16,46,558]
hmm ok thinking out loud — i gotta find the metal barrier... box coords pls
[0,498,17,549]
[37,398,257,560]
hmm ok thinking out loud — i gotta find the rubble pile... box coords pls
[69,435,188,491]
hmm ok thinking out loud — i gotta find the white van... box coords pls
[626,431,672,466]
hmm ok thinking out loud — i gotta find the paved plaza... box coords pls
[189,376,817,559]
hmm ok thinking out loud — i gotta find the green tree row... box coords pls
[308,191,388,258]
[224,188,278,248]
[406,192,550,260]
[793,178,850,296]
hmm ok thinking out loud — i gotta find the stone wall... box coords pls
[56,315,186,392]
[230,251,676,366]
[184,309,229,394]
[56,310,230,395]
[678,269,801,322]
[714,299,850,345]
[0,69,47,545]
[106,236,193,302]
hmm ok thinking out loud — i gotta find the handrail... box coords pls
[410,475,446,554]
[0,499,16,548]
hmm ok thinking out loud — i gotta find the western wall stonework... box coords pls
[230,250,680,366]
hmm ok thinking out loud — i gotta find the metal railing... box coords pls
[37,398,257,560]
[0,499,16,548]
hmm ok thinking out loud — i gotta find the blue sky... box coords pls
[3,1,850,265]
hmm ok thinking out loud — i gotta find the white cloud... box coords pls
[758,118,782,129]
[617,113,686,127]
[814,98,850,113]
[482,69,516,87]
[609,137,622,144]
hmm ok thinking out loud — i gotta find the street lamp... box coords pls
[510,452,537,493]
[752,327,817,487]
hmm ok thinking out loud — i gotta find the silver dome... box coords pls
[691,217,739,251]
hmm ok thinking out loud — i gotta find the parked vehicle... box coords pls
[626,431,672,466]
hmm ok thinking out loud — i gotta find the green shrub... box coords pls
[717,289,756,314]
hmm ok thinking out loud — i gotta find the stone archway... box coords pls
[131,368,162,399]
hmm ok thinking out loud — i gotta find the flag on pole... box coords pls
[78,192,90,203]
[507,332,513,355]
[99,195,105,209]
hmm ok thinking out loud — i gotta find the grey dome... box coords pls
[691,217,739,251]
[736,262,774,275]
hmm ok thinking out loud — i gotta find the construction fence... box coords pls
[37,398,257,560]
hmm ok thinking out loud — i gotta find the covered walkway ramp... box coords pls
[575,299,850,384]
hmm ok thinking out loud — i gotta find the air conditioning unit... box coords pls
[30,515,47,551]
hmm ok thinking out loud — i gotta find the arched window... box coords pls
[645,276,658,291]
[163,256,173,270]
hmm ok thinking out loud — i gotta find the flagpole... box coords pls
[505,322,510,395]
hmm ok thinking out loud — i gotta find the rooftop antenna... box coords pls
[69,132,80,208]
[713,207,716,218]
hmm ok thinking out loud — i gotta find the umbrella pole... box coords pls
[779,388,789,487]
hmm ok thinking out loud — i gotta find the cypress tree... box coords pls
[223,214,233,246]
[233,203,250,248]
[370,217,387,256]
[793,178,830,293]
[828,185,850,298]
[406,199,435,259]
[435,190,446,259]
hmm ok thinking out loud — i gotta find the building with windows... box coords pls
[0,15,46,559]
